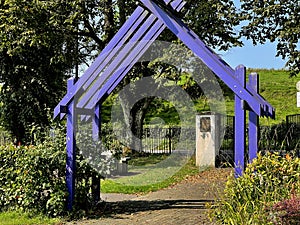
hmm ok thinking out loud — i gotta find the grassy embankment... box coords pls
[223,69,299,125]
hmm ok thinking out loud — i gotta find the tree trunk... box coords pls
[118,0,126,26]
[130,97,154,152]
[118,91,154,153]
[103,0,115,41]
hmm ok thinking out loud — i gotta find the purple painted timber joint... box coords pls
[234,65,246,177]
[139,0,274,117]
[54,0,275,210]
[248,73,259,163]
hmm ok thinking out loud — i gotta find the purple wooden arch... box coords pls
[54,0,275,210]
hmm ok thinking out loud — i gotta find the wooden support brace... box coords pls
[248,73,259,163]
[91,103,101,203]
[234,65,246,177]
[66,78,77,210]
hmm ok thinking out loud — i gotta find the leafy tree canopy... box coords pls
[240,0,300,76]
[0,0,79,143]
[0,0,241,143]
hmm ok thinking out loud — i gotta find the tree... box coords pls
[0,0,116,143]
[0,0,79,144]
[239,0,300,76]
[0,0,240,144]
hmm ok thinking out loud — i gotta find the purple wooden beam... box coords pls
[140,0,275,117]
[54,0,185,119]
[91,103,101,203]
[92,104,101,141]
[77,10,149,93]
[54,6,146,118]
[171,0,185,10]
[66,78,77,210]
[78,0,184,109]
[248,73,259,163]
[76,14,158,109]
[99,2,181,101]
[93,37,163,107]
[234,65,246,177]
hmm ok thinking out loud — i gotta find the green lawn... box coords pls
[101,155,201,194]
[0,211,61,225]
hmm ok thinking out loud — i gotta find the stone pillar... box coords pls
[196,113,220,168]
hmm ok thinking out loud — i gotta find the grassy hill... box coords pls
[224,69,299,125]
[103,69,299,126]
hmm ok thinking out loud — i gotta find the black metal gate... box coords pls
[142,127,195,154]
[286,114,300,151]
[219,115,235,165]
[102,115,235,158]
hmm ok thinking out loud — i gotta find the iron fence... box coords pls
[219,115,235,165]
[286,114,300,151]
[101,115,236,158]
[258,114,300,153]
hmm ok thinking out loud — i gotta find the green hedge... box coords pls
[0,128,100,217]
[209,152,300,224]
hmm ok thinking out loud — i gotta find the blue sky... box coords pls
[215,0,287,70]
[216,40,287,70]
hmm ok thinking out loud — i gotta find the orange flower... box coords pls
[286,154,291,161]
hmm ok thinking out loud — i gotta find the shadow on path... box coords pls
[88,199,214,219]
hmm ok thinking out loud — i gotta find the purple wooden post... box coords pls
[92,103,101,203]
[92,104,101,141]
[66,78,77,210]
[248,73,259,163]
[234,65,246,177]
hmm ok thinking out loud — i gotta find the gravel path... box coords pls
[66,168,232,225]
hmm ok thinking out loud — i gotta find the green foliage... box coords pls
[0,136,67,216]
[240,1,300,76]
[0,0,78,143]
[0,126,105,217]
[209,152,300,224]
[183,0,241,50]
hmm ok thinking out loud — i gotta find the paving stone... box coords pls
[66,168,232,225]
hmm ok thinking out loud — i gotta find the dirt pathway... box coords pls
[66,168,232,225]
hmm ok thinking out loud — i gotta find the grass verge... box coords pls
[101,155,200,194]
[0,211,61,225]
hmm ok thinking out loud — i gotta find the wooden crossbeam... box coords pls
[139,0,275,118]
[54,7,144,118]
[54,0,185,119]
[77,1,184,109]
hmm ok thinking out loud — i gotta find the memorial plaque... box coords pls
[200,117,211,132]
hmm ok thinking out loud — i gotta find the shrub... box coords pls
[0,126,105,217]
[271,193,300,224]
[209,152,300,224]
[0,134,66,217]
